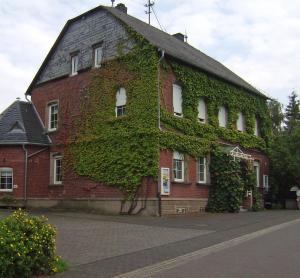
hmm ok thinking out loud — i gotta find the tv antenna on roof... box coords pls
[145,0,154,25]
[111,0,115,7]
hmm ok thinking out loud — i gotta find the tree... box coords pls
[267,99,284,135]
[285,91,300,134]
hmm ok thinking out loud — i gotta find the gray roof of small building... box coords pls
[26,5,266,98]
[0,100,51,145]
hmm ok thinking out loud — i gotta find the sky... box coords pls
[0,0,299,113]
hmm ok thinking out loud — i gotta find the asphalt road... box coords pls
[149,219,300,278]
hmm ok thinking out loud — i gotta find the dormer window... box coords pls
[71,54,78,76]
[198,98,207,123]
[218,106,228,128]
[173,84,183,117]
[94,45,103,68]
[237,112,246,132]
[254,117,260,136]
[48,102,58,131]
[116,87,127,117]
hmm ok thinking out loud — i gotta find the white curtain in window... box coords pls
[198,98,206,122]
[173,151,184,160]
[218,106,227,127]
[116,87,127,106]
[254,117,259,136]
[237,112,245,131]
[173,84,183,115]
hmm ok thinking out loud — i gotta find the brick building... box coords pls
[0,4,270,215]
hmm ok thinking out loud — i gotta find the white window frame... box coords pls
[48,102,58,132]
[53,156,63,185]
[173,84,183,117]
[173,151,184,182]
[253,161,260,187]
[0,167,13,192]
[116,87,127,117]
[237,112,246,132]
[198,98,207,123]
[198,157,207,184]
[94,46,103,68]
[218,106,228,128]
[263,175,269,191]
[71,54,78,76]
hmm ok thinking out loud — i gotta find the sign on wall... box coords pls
[161,167,170,195]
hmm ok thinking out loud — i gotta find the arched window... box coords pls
[173,84,183,117]
[218,106,227,127]
[254,117,260,136]
[236,112,246,132]
[198,98,207,123]
[116,87,127,117]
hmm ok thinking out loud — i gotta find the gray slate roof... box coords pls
[0,100,51,145]
[104,7,264,97]
[26,5,265,98]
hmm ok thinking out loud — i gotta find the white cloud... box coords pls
[0,0,299,113]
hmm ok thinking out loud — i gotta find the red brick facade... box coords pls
[0,65,269,214]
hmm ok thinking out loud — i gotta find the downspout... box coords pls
[22,145,28,205]
[157,49,165,217]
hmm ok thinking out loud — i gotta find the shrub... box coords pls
[0,210,65,278]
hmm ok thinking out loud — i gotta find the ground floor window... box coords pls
[198,157,207,184]
[51,154,63,185]
[173,152,184,182]
[253,161,260,187]
[263,175,269,192]
[0,168,13,192]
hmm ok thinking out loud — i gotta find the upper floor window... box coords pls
[236,112,246,132]
[48,102,58,131]
[0,168,13,192]
[116,87,127,117]
[218,106,228,128]
[173,151,184,182]
[173,84,183,117]
[71,54,78,76]
[254,117,260,136]
[94,46,103,68]
[198,98,207,123]
[198,157,207,184]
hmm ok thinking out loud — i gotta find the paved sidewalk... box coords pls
[1,209,299,277]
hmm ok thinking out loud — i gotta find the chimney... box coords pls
[116,3,127,14]
[172,33,185,42]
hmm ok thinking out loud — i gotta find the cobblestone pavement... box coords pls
[1,209,299,277]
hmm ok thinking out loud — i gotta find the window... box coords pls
[198,98,207,123]
[71,54,78,75]
[116,87,127,117]
[253,161,260,187]
[173,152,184,182]
[263,175,269,192]
[198,157,207,183]
[218,106,228,127]
[173,84,183,117]
[237,112,246,132]
[254,117,260,136]
[48,103,58,131]
[51,155,62,185]
[94,46,103,68]
[0,168,13,192]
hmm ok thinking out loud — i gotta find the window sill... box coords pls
[0,189,13,193]
[172,181,192,185]
[47,129,58,134]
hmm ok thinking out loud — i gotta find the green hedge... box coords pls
[0,210,66,278]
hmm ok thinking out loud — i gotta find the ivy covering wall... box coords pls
[69,31,271,200]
